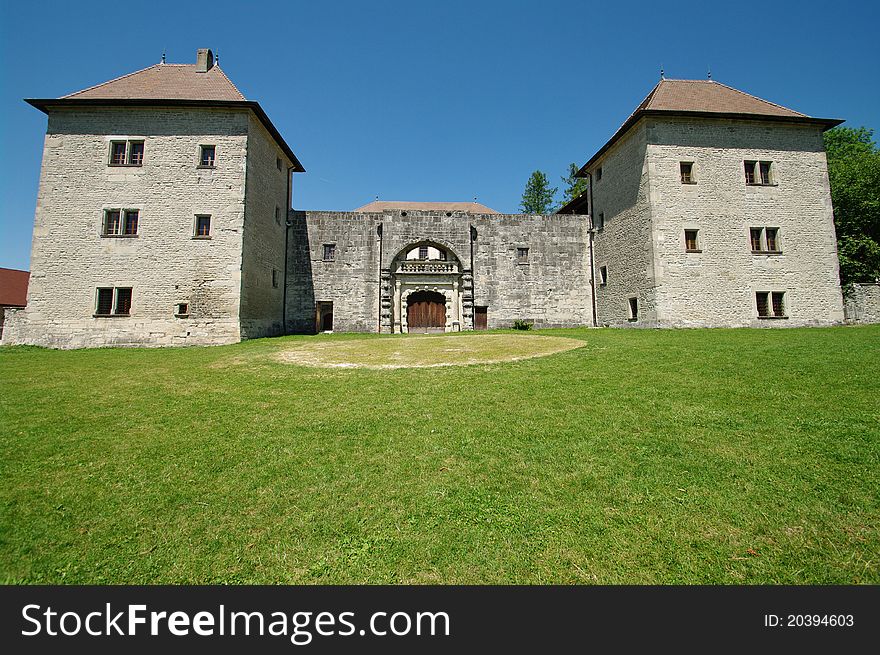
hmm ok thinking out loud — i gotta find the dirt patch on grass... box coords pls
[276,333,585,369]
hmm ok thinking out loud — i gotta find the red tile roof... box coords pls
[578,78,842,175]
[0,268,29,307]
[25,51,304,172]
[635,79,806,117]
[354,201,500,214]
[62,63,246,102]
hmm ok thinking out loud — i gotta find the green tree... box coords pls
[561,162,588,205]
[824,126,880,284]
[519,170,558,214]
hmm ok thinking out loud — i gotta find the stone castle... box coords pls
[1,49,847,348]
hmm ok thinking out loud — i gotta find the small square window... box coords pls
[756,291,786,318]
[517,247,529,263]
[750,228,763,252]
[124,210,139,235]
[199,145,216,167]
[745,160,773,185]
[95,287,132,316]
[419,246,429,260]
[176,303,189,317]
[128,142,144,166]
[750,227,782,253]
[628,296,638,322]
[109,140,144,166]
[680,162,695,184]
[272,269,279,288]
[110,142,127,166]
[323,243,336,261]
[96,288,114,315]
[195,215,212,238]
[599,265,608,286]
[685,229,700,252]
[103,210,121,236]
[115,288,132,315]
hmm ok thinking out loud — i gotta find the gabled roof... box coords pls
[25,51,304,172]
[62,63,246,101]
[354,200,500,214]
[577,78,843,175]
[0,268,29,307]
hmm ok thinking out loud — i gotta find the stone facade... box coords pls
[588,117,845,327]
[843,283,880,324]
[3,105,295,348]
[286,210,593,333]
[2,64,853,348]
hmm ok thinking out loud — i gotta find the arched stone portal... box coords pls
[384,241,472,333]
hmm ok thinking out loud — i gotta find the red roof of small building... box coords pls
[0,268,29,307]
[354,200,500,214]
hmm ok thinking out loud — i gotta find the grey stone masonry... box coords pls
[7,107,250,348]
[588,116,844,327]
[286,210,593,333]
[844,283,880,324]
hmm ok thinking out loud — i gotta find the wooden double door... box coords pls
[407,291,446,333]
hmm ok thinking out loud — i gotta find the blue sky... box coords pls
[1,0,878,270]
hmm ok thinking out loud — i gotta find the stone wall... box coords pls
[646,117,844,327]
[9,106,250,348]
[843,283,880,323]
[239,114,292,339]
[588,122,657,327]
[286,210,593,333]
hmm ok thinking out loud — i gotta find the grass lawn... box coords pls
[1,326,878,584]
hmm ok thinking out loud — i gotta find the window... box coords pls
[199,145,216,167]
[599,265,608,286]
[175,303,189,317]
[756,291,786,318]
[272,269,279,288]
[195,215,211,238]
[685,229,700,252]
[680,162,695,184]
[628,296,638,322]
[596,166,602,181]
[419,246,429,260]
[745,160,774,185]
[438,249,447,261]
[109,140,144,166]
[103,209,138,236]
[275,205,281,226]
[323,243,336,261]
[276,157,282,171]
[765,227,779,252]
[595,212,604,230]
[95,287,132,316]
[517,247,529,263]
[750,227,781,253]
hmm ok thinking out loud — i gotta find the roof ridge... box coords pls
[704,79,808,117]
[212,65,246,101]
[62,63,162,99]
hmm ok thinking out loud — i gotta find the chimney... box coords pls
[196,48,214,73]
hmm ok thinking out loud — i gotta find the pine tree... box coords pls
[561,163,588,205]
[519,170,558,214]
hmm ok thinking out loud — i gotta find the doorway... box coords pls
[406,291,446,333]
[475,306,488,330]
[316,301,333,333]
